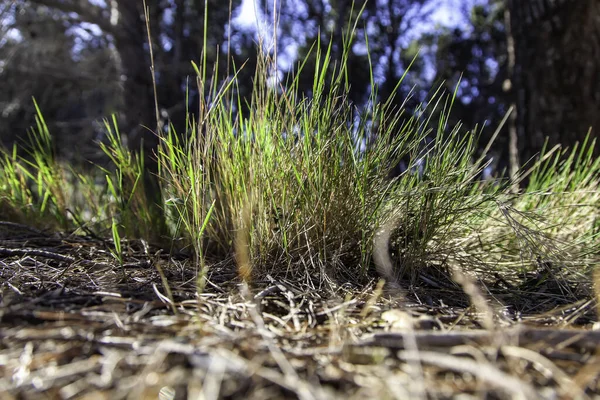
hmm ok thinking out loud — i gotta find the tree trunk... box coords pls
[503,5,519,190]
[112,1,164,239]
[507,0,600,165]
[112,1,157,157]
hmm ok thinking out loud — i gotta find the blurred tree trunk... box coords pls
[111,1,165,238]
[506,0,600,165]
[112,2,158,154]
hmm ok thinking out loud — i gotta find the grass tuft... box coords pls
[0,10,598,299]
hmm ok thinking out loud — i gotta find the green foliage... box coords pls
[110,216,125,280]
[0,100,70,228]
[0,6,597,294]
[98,116,164,242]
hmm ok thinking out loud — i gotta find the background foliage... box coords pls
[1,0,599,175]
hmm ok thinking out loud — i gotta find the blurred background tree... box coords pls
[505,0,600,167]
[426,0,509,173]
[1,0,599,179]
[0,1,121,164]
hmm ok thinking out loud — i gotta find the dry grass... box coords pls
[1,224,599,399]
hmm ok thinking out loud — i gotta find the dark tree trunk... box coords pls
[112,1,165,239]
[507,0,600,165]
[112,1,158,158]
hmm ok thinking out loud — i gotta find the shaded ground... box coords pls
[1,223,599,399]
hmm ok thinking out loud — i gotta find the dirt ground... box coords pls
[1,225,599,399]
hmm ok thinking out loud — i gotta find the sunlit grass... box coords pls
[0,100,71,229]
[0,8,597,297]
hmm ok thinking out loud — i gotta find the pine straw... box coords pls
[1,223,599,399]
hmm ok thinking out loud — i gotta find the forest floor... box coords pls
[1,227,599,400]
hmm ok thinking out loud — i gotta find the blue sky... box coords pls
[231,0,479,75]
[235,0,476,30]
